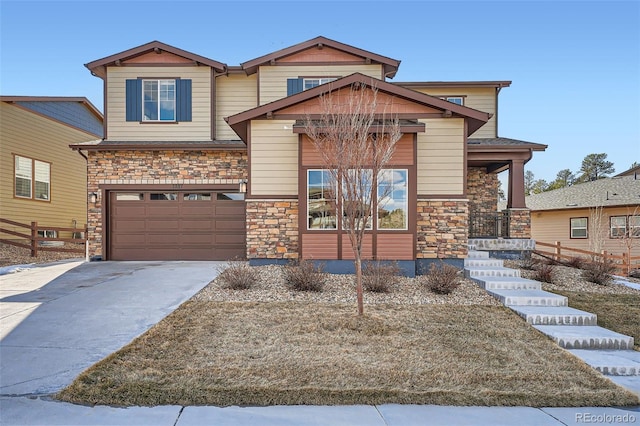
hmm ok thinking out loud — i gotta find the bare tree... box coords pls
[304,81,401,315]
[588,205,606,261]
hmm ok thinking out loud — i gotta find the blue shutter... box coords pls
[125,79,142,121]
[176,79,192,122]
[287,78,304,96]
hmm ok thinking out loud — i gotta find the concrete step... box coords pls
[487,289,567,307]
[534,325,634,350]
[510,306,597,326]
[569,350,640,376]
[464,267,521,279]
[464,258,504,268]
[472,276,541,291]
[466,250,488,259]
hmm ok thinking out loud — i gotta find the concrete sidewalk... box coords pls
[1,397,638,425]
[1,261,638,425]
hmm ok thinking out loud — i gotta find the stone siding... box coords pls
[246,200,299,260]
[416,199,468,259]
[504,208,531,239]
[467,167,499,215]
[86,150,247,258]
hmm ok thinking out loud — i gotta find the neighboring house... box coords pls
[525,175,640,258]
[72,37,545,273]
[0,96,104,240]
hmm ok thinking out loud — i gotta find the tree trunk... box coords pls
[355,256,363,315]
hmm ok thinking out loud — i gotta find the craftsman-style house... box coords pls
[72,37,546,274]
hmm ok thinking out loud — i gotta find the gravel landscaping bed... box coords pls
[0,242,85,267]
[504,260,640,295]
[195,264,501,306]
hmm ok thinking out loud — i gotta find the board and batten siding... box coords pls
[216,73,257,140]
[416,118,465,195]
[0,102,89,232]
[531,207,640,258]
[106,66,211,141]
[250,120,298,196]
[411,87,497,139]
[258,65,383,105]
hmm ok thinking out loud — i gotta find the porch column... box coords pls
[507,159,526,208]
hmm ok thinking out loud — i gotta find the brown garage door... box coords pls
[109,191,245,261]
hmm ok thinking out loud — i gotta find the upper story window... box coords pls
[126,78,192,122]
[287,77,339,96]
[143,79,175,121]
[14,155,50,201]
[440,96,464,106]
[303,78,337,91]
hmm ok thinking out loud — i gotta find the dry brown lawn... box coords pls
[57,301,639,408]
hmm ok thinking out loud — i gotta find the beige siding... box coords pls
[416,118,465,195]
[258,65,383,105]
[412,87,497,138]
[250,120,298,196]
[0,103,89,234]
[216,73,257,140]
[106,66,211,141]
[531,207,640,258]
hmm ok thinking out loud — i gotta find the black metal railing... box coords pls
[469,212,508,238]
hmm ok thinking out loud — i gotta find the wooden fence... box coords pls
[534,241,640,276]
[0,218,87,257]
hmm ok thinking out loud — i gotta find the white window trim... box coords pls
[307,169,337,230]
[303,77,337,91]
[570,217,588,239]
[377,168,408,231]
[142,79,176,122]
[610,216,627,238]
[14,155,50,201]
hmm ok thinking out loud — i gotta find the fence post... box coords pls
[31,221,38,257]
[601,250,608,264]
[554,241,561,261]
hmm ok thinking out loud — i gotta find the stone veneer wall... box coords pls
[467,167,499,214]
[504,208,531,239]
[416,200,468,259]
[87,150,247,258]
[246,200,299,260]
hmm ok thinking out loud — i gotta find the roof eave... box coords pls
[85,41,228,79]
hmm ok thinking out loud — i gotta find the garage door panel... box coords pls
[110,190,246,261]
[216,234,246,244]
[215,219,245,230]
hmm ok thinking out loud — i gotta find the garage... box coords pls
[108,190,245,261]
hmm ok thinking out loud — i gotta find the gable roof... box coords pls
[240,36,401,78]
[1,96,104,138]
[85,41,227,79]
[615,165,640,177]
[524,175,640,211]
[225,73,492,142]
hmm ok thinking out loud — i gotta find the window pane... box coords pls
[217,193,245,201]
[15,177,31,198]
[571,218,588,238]
[184,193,211,201]
[34,161,50,200]
[378,169,408,230]
[447,97,463,105]
[342,169,373,230]
[308,169,336,229]
[610,216,626,238]
[116,193,144,201]
[150,193,177,200]
[15,156,32,198]
[630,216,640,237]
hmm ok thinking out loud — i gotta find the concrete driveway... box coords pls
[0,260,222,397]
